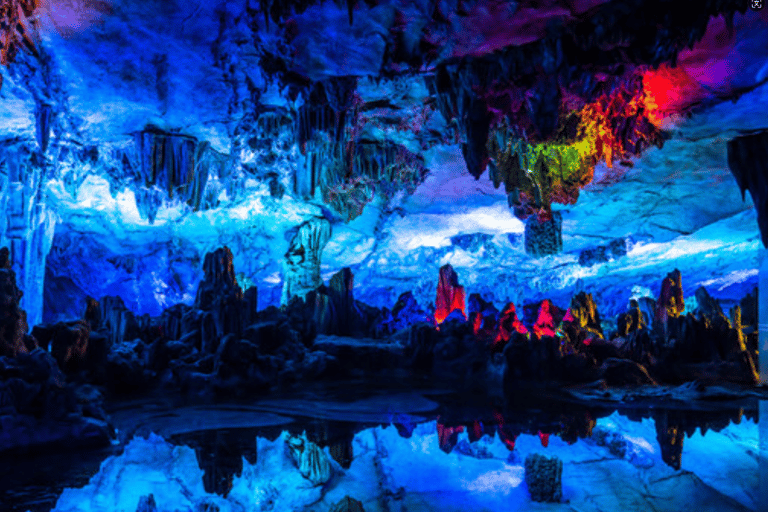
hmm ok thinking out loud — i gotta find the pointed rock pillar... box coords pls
[434,264,466,324]
[2,142,56,328]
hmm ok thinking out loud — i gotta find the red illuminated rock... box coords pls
[494,301,528,350]
[533,299,559,339]
[434,264,466,324]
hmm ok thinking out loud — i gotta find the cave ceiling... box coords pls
[0,0,767,322]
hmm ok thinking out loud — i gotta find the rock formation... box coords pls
[434,264,466,325]
[654,269,684,339]
[288,433,333,486]
[0,247,33,358]
[727,130,768,247]
[282,217,332,306]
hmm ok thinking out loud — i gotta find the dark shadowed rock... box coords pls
[50,320,90,373]
[83,296,102,330]
[602,358,656,386]
[101,295,140,347]
[727,130,768,246]
[0,247,29,358]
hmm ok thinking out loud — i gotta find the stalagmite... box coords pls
[434,264,466,324]
[281,217,332,306]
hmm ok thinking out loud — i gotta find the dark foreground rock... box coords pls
[0,349,114,454]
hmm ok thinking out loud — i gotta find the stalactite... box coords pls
[34,103,52,153]
[0,142,55,327]
[132,128,216,218]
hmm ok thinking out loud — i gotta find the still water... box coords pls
[1,383,765,512]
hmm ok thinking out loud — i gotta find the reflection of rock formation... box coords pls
[525,453,563,502]
[653,410,686,471]
[174,428,259,497]
[282,217,332,306]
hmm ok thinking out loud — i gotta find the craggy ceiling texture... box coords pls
[0,0,767,328]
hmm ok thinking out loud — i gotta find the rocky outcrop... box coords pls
[375,291,433,334]
[560,292,604,346]
[434,264,466,324]
[0,348,114,454]
[282,218,332,306]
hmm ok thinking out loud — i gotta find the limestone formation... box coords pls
[727,130,768,247]
[281,217,332,306]
[435,264,466,324]
[0,247,31,358]
[654,269,684,337]
[288,433,333,486]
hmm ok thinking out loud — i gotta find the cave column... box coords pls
[2,144,56,328]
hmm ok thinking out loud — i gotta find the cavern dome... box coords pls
[1,0,768,511]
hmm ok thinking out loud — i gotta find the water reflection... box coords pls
[0,395,762,512]
[168,399,754,497]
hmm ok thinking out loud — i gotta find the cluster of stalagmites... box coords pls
[5,245,761,435]
[0,247,113,455]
